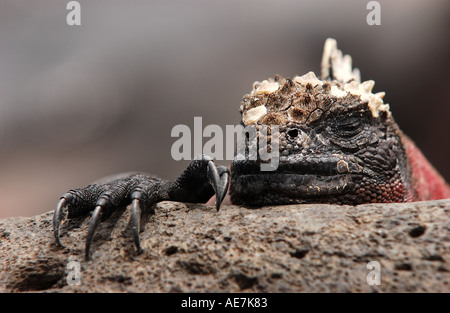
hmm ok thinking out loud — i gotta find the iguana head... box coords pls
[230,38,412,205]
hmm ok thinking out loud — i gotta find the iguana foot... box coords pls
[53,155,229,259]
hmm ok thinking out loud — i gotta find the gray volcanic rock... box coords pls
[1,200,449,292]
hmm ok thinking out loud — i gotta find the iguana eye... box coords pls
[341,118,362,131]
[330,115,365,138]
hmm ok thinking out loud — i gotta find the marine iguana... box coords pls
[53,38,450,259]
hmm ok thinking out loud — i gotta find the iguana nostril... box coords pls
[287,129,298,138]
[337,160,349,174]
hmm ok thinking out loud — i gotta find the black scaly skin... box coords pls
[230,100,410,206]
[229,70,412,206]
[54,155,229,259]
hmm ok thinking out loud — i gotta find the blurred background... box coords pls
[0,0,449,218]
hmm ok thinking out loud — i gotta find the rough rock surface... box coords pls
[1,200,449,292]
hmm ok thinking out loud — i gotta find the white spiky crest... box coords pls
[321,38,361,83]
[246,38,390,124]
[251,80,280,95]
[320,38,389,117]
[293,71,323,85]
[243,105,267,125]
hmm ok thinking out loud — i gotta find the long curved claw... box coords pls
[53,198,67,247]
[207,161,221,211]
[207,161,230,211]
[131,198,143,254]
[218,170,230,204]
[85,206,103,260]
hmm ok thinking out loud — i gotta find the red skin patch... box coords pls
[403,136,450,201]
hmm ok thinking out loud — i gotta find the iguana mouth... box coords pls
[230,160,360,206]
[230,155,376,205]
[229,171,357,205]
[232,155,369,177]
